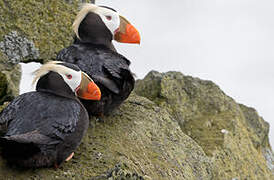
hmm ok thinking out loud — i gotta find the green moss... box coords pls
[0,69,272,179]
[239,104,270,149]
[0,71,14,104]
[0,52,13,71]
[135,71,238,156]
[0,94,212,180]
[135,71,273,179]
[0,72,8,99]
[0,0,78,62]
[1,4,273,175]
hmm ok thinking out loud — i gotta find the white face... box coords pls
[59,68,82,93]
[94,7,120,36]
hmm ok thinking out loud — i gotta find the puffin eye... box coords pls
[66,74,72,79]
[106,16,112,21]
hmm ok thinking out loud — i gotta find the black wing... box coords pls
[1,92,81,145]
[0,93,27,135]
[57,44,135,95]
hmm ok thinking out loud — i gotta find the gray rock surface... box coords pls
[0,1,273,179]
[0,71,272,179]
[135,71,273,179]
[0,31,39,64]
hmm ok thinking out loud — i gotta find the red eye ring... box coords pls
[106,16,112,21]
[66,74,72,79]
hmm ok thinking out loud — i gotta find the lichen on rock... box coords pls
[0,31,39,64]
[0,0,79,62]
[91,163,145,180]
[0,70,272,179]
[135,71,274,179]
[0,93,213,180]
[263,148,274,171]
[0,53,21,104]
[0,1,273,179]
[135,71,238,156]
[239,104,270,149]
[0,0,79,105]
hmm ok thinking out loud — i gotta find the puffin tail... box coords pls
[0,138,57,168]
[0,132,57,168]
[0,138,39,165]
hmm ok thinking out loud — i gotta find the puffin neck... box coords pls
[77,12,113,49]
[36,72,77,100]
[74,37,113,49]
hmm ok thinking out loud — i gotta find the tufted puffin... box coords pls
[0,61,101,168]
[57,3,140,116]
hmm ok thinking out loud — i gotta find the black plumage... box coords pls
[0,92,87,168]
[0,62,100,168]
[57,43,134,116]
[57,5,138,116]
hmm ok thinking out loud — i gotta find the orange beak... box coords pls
[76,72,101,100]
[114,16,141,44]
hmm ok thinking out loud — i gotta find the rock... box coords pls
[263,148,274,171]
[0,0,78,105]
[91,163,146,180]
[0,31,39,64]
[0,93,212,179]
[0,53,21,104]
[0,0,78,62]
[135,71,239,156]
[0,1,273,179]
[0,71,12,104]
[0,71,273,179]
[135,71,273,179]
[239,104,270,149]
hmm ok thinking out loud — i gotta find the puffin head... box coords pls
[73,3,141,45]
[33,61,101,100]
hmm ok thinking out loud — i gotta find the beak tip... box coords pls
[77,80,102,101]
[115,23,141,44]
[95,91,101,100]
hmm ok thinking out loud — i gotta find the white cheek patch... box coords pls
[94,8,120,36]
[32,61,83,93]
[61,70,82,92]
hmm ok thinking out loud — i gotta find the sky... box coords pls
[20,0,274,147]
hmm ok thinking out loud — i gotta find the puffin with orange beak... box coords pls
[57,3,140,116]
[0,61,101,168]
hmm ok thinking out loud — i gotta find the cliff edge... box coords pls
[0,1,273,179]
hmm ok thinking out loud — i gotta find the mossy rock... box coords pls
[0,53,20,104]
[135,71,238,156]
[135,71,273,179]
[239,104,270,149]
[0,94,213,180]
[0,72,8,99]
[0,2,273,177]
[0,63,21,104]
[0,0,79,62]
[0,70,273,179]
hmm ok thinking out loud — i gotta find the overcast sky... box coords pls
[20,0,274,147]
